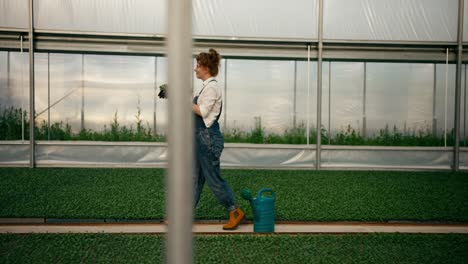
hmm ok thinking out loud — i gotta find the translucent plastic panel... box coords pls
[324,0,458,42]
[321,62,330,137]
[34,0,317,39]
[322,148,451,169]
[295,61,317,133]
[34,0,167,34]
[0,52,7,103]
[0,0,29,29]
[323,62,364,138]
[0,52,29,141]
[34,53,48,125]
[1,52,29,110]
[462,65,467,145]
[435,64,456,138]
[193,0,317,39]
[48,53,83,133]
[226,59,295,134]
[366,63,434,136]
[83,55,156,133]
[464,2,468,42]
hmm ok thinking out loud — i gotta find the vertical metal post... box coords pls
[81,54,85,131]
[307,46,310,145]
[21,36,24,143]
[6,51,10,105]
[445,49,449,147]
[433,64,437,136]
[47,53,50,140]
[153,56,158,137]
[167,0,193,263]
[363,62,367,138]
[454,0,464,171]
[293,60,297,128]
[223,58,227,131]
[28,0,35,168]
[464,65,467,146]
[316,0,323,169]
[328,62,331,144]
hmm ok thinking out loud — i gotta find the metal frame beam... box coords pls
[81,54,85,131]
[328,61,331,145]
[223,59,228,131]
[153,56,158,137]
[316,0,323,169]
[6,51,10,106]
[363,62,367,138]
[293,60,297,128]
[47,53,50,140]
[454,0,465,171]
[0,30,460,62]
[464,65,467,147]
[433,64,438,136]
[28,0,35,168]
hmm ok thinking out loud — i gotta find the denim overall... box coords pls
[193,80,237,212]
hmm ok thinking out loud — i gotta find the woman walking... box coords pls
[192,49,244,230]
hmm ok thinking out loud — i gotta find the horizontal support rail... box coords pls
[0,30,462,62]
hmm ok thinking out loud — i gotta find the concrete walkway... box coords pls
[1,222,468,234]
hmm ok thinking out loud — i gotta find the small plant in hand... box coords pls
[158,84,168,99]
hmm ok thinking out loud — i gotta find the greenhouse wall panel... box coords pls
[34,142,168,167]
[324,0,458,42]
[1,142,461,170]
[0,142,318,168]
[46,53,83,132]
[366,63,434,136]
[464,0,468,42]
[459,148,468,169]
[325,62,364,137]
[226,59,295,133]
[0,142,28,165]
[435,64,456,136]
[32,0,318,39]
[0,0,29,29]
[34,53,48,127]
[82,55,155,132]
[34,0,167,34]
[222,145,316,168]
[321,148,452,169]
[192,0,318,39]
[294,61,317,132]
[0,52,29,112]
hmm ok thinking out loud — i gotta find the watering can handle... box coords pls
[258,188,275,198]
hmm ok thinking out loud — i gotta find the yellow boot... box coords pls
[222,208,245,230]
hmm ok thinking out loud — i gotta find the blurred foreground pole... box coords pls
[454,0,464,171]
[166,0,193,263]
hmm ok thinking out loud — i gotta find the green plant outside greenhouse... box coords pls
[0,106,460,146]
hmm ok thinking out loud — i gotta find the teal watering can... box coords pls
[241,188,275,232]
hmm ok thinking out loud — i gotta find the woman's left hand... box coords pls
[192,104,202,116]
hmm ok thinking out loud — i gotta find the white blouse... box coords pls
[196,77,222,128]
